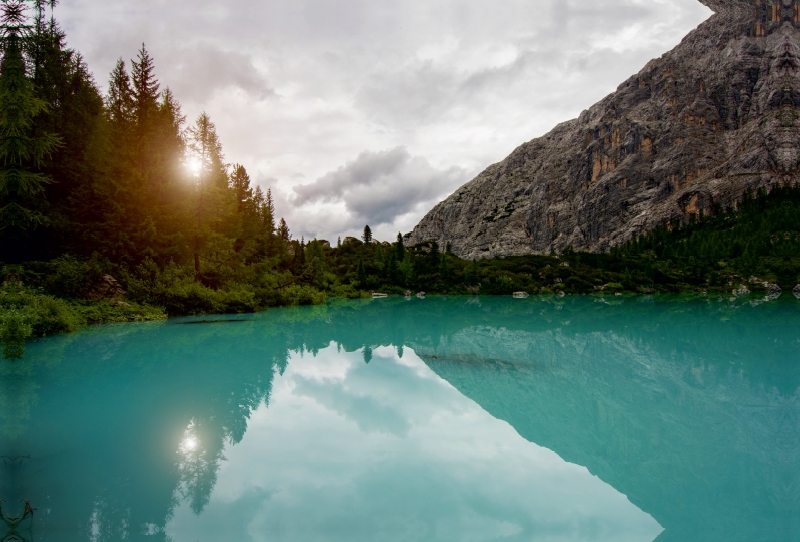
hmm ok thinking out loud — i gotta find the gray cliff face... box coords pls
[408,0,800,258]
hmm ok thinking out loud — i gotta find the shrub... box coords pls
[25,294,83,336]
[30,254,111,299]
[565,276,593,294]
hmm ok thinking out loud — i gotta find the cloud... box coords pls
[166,344,663,542]
[165,45,276,103]
[292,147,468,230]
[55,0,712,242]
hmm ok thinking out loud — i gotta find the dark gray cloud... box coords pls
[55,0,712,242]
[293,147,468,229]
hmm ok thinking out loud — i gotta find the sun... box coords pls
[186,157,202,176]
[182,436,198,451]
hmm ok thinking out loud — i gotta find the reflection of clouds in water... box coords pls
[166,344,661,542]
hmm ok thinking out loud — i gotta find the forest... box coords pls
[1,1,799,357]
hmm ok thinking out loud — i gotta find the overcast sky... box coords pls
[55,0,711,243]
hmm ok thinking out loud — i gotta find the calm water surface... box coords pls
[1,296,799,542]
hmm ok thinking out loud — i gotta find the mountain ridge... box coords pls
[408,0,800,258]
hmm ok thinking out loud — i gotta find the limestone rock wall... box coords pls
[408,0,800,258]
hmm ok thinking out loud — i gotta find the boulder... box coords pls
[732,285,750,296]
[85,274,127,301]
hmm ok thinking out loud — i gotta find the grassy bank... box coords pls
[4,186,800,359]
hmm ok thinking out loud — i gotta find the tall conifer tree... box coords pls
[264,187,275,232]
[230,164,252,212]
[106,59,134,127]
[394,232,405,261]
[131,44,159,128]
[0,0,61,259]
[278,218,290,242]
[186,111,224,279]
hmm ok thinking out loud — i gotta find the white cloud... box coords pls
[166,343,663,542]
[55,0,712,242]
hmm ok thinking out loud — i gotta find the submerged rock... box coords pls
[732,285,750,296]
[409,1,800,257]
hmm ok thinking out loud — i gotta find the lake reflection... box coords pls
[1,296,799,541]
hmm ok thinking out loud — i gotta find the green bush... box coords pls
[0,308,31,359]
[565,276,593,293]
[26,254,112,299]
[277,284,326,306]
[76,301,166,324]
[219,285,259,313]
[25,294,83,336]
[327,283,370,299]
[125,258,325,315]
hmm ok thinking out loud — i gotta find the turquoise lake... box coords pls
[1,296,799,541]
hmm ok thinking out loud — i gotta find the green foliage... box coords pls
[312,185,800,297]
[24,254,110,298]
[0,270,166,357]
[0,273,33,358]
[123,258,326,316]
[614,185,800,289]
[0,3,61,244]
[0,307,29,358]
[0,6,333,333]
[3,1,798,351]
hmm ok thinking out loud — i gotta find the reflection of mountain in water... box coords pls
[1,297,798,541]
[409,302,800,542]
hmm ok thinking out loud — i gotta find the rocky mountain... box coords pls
[408,0,800,258]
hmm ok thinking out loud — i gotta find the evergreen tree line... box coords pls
[2,0,799,355]
[611,185,800,289]
[322,187,800,297]
[0,1,341,324]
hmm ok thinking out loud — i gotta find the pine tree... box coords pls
[297,237,306,270]
[158,87,185,139]
[427,241,440,272]
[278,217,290,242]
[470,259,480,285]
[263,187,275,234]
[186,112,223,185]
[186,112,224,280]
[439,252,451,279]
[388,251,402,285]
[230,164,252,212]
[106,59,134,127]
[30,0,51,87]
[0,0,61,257]
[357,257,367,287]
[362,224,372,244]
[22,5,105,261]
[131,43,159,128]
[394,232,405,262]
